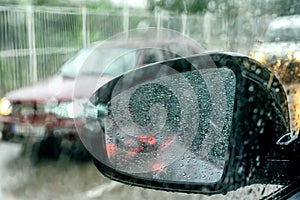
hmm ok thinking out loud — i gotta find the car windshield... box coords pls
[60,46,138,77]
[1,0,300,200]
[264,25,300,42]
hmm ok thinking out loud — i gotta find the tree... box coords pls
[12,0,117,9]
[249,0,300,16]
[271,0,300,16]
[147,0,209,14]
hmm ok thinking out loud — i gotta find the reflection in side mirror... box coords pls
[102,67,235,184]
[80,53,291,195]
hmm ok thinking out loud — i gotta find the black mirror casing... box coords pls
[84,52,298,195]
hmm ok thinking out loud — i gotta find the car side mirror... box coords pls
[80,53,297,195]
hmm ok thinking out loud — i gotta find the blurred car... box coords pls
[250,15,300,83]
[0,39,201,160]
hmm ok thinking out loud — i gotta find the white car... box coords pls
[250,15,300,83]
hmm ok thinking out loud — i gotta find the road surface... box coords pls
[0,141,281,200]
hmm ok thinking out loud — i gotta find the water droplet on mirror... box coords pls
[251,65,257,71]
[257,119,262,127]
[248,86,254,92]
[238,166,244,174]
[272,82,279,87]
[259,127,264,134]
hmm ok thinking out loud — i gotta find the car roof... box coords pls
[85,39,202,57]
[88,39,199,49]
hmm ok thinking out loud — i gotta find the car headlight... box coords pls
[250,52,266,63]
[294,51,300,62]
[0,97,12,116]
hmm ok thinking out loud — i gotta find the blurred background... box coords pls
[0,0,299,199]
[1,0,299,94]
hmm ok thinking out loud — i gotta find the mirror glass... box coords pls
[90,66,236,184]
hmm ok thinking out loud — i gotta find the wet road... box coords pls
[0,141,281,200]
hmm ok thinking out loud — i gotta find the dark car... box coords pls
[0,39,201,160]
[250,15,300,83]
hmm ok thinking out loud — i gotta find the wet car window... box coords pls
[264,24,300,42]
[60,47,137,77]
[143,48,166,64]
[0,0,300,199]
[102,49,138,76]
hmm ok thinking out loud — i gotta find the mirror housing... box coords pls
[80,52,297,194]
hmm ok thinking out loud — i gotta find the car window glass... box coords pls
[60,47,94,77]
[60,46,134,77]
[143,49,165,64]
[1,0,300,199]
[264,26,300,42]
[165,43,191,57]
[102,50,139,76]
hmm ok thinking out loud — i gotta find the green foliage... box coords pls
[148,0,300,16]
[270,0,300,16]
[249,0,300,16]
[147,0,209,14]
[86,0,117,10]
[32,0,70,6]
[20,0,118,10]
